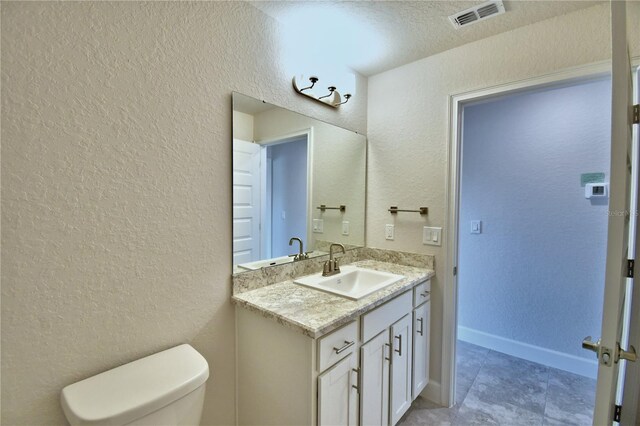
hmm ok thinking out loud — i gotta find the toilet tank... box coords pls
[61,344,209,426]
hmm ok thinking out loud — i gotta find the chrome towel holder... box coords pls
[388,206,428,215]
[317,205,346,212]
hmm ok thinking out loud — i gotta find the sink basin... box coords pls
[237,255,295,271]
[238,251,328,271]
[294,265,405,300]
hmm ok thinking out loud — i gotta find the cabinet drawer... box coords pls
[318,321,358,372]
[413,280,431,307]
[362,291,412,343]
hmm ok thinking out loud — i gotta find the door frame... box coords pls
[257,128,314,256]
[442,59,626,408]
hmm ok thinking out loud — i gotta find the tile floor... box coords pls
[398,341,596,425]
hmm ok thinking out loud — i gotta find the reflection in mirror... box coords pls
[232,92,366,274]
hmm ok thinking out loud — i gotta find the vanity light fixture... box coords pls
[337,94,352,105]
[292,75,353,108]
[318,86,336,100]
[299,76,318,92]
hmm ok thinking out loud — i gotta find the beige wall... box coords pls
[367,2,640,393]
[0,2,367,425]
[232,111,254,142]
[4,1,640,424]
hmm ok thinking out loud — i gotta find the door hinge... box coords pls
[614,404,622,422]
[453,266,457,276]
[627,259,635,278]
[634,104,639,124]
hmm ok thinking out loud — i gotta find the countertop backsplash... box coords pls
[232,247,435,295]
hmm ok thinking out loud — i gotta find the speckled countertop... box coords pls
[232,260,434,338]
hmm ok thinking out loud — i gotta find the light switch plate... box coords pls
[471,220,481,234]
[313,219,324,233]
[423,226,442,246]
[385,224,394,240]
[342,221,350,236]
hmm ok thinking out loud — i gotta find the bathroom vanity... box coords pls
[233,257,433,426]
[231,93,434,425]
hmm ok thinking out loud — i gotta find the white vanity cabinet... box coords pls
[389,314,413,425]
[412,282,430,399]
[318,352,359,426]
[236,278,431,426]
[359,290,413,426]
[360,331,390,426]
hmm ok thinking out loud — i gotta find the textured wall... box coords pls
[458,78,611,359]
[367,3,639,389]
[0,2,367,425]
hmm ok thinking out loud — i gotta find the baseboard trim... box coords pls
[458,326,597,379]
[420,379,442,405]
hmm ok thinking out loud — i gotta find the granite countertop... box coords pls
[232,259,435,338]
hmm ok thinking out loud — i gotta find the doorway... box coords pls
[438,58,640,426]
[455,75,610,423]
[439,60,622,420]
[262,135,309,258]
[231,130,312,266]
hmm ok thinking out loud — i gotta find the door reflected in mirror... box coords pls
[232,92,366,273]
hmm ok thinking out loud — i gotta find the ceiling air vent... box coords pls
[449,1,506,29]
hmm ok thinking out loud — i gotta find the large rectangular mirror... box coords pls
[232,92,366,273]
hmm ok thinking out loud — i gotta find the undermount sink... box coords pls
[294,265,405,300]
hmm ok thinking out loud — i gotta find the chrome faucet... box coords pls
[289,237,309,261]
[323,243,345,276]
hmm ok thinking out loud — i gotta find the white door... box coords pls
[232,139,261,265]
[390,314,412,426]
[589,2,638,424]
[412,301,430,399]
[621,65,640,426]
[360,331,390,426]
[318,352,358,426]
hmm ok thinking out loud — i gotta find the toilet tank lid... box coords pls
[61,344,209,426]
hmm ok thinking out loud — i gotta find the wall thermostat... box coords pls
[585,182,608,199]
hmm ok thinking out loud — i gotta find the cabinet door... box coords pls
[318,352,358,426]
[390,314,412,425]
[412,301,430,399]
[360,330,390,426]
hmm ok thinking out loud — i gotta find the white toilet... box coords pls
[61,344,209,426]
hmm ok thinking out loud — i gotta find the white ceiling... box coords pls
[250,0,604,76]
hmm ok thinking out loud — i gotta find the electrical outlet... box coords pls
[385,224,394,240]
[313,219,324,233]
[423,226,442,246]
[342,221,350,236]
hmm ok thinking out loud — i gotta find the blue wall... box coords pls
[268,138,308,257]
[458,78,611,375]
